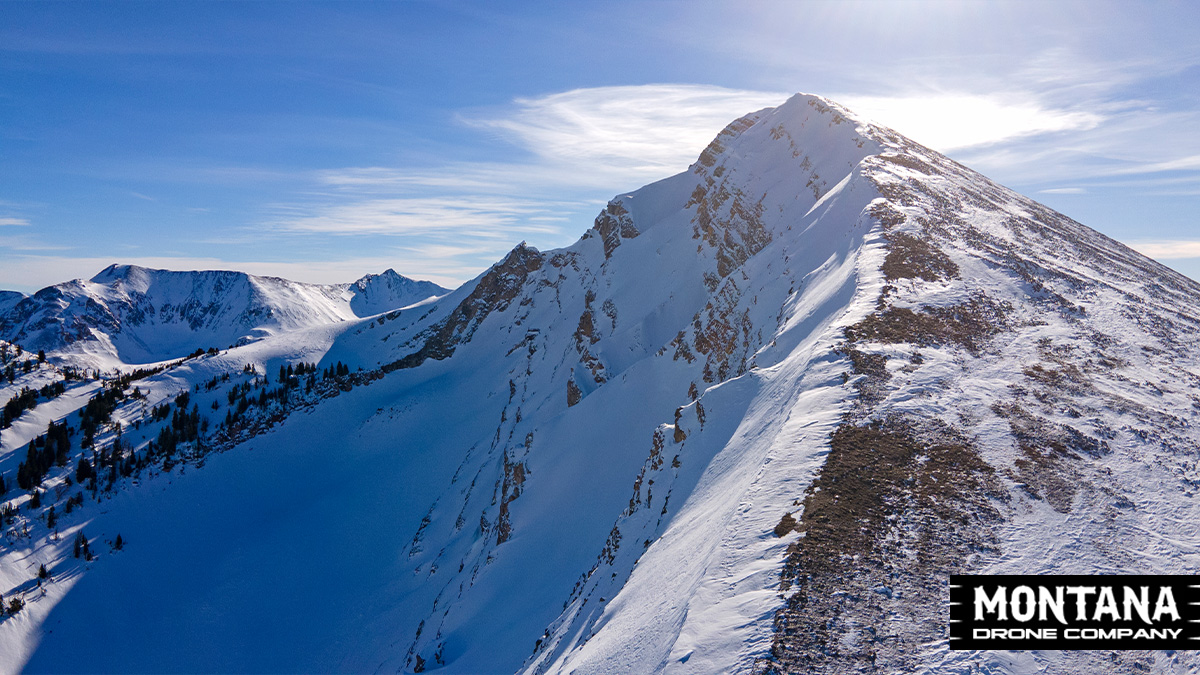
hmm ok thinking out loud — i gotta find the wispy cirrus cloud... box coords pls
[0,216,70,256]
[945,91,1200,189]
[463,84,787,181]
[1127,241,1200,260]
[1101,154,1200,177]
[268,196,577,237]
[308,84,790,200]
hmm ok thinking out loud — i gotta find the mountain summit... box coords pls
[6,94,1200,675]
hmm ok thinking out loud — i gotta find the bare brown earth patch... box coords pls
[843,294,1009,353]
[759,420,1004,674]
[992,402,1109,513]
[880,232,959,283]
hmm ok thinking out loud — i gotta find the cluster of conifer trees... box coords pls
[150,392,204,459]
[0,349,49,383]
[15,420,71,490]
[0,355,365,581]
[219,361,353,432]
[1,380,68,431]
[79,384,126,448]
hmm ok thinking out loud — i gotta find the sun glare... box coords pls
[835,93,1102,151]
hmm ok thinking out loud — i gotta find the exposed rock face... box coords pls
[383,243,544,372]
[584,201,640,260]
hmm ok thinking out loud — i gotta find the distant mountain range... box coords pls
[0,265,448,368]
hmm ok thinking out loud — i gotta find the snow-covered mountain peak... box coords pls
[347,268,448,316]
[6,95,1200,675]
[90,263,142,284]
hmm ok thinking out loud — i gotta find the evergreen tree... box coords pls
[76,457,95,483]
[37,564,48,580]
[113,533,124,551]
[73,531,91,560]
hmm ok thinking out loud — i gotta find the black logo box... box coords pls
[950,575,1200,650]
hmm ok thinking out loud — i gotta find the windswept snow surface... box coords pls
[5,94,1200,675]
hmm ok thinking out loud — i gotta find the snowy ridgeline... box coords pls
[2,94,1200,675]
[0,266,448,370]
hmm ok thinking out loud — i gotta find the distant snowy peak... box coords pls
[0,264,450,367]
[347,268,448,317]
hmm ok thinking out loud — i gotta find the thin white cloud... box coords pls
[952,103,1200,186]
[0,237,68,252]
[464,84,788,180]
[0,217,30,227]
[1038,187,1087,195]
[268,196,579,236]
[318,167,511,193]
[1128,241,1200,260]
[835,93,1103,152]
[1102,154,1200,176]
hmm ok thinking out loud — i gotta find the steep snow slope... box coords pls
[7,94,1200,675]
[0,293,22,317]
[0,265,447,369]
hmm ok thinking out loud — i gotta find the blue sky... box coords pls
[2,0,1199,292]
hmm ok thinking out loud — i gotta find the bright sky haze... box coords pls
[2,0,1199,292]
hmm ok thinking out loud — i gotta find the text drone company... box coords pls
[949,575,1200,650]
[971,627,1183,641]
